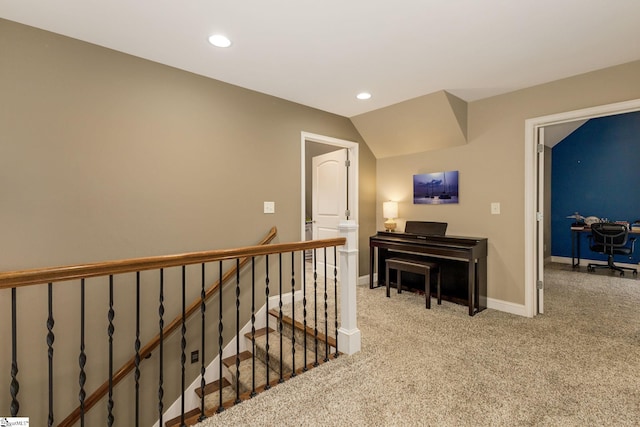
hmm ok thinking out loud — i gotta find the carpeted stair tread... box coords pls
[165,379,235,427]
[252,327,320,374]
[204,385,237,412]
[195,377,231,398]
[268,308,338,357]
[194,378,236,412]
[164,407,204,427]
[223,350,278,394]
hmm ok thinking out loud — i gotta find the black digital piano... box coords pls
[369,221,487,316]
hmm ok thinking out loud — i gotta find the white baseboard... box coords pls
[358,274,373,286]
[486,297,527,316]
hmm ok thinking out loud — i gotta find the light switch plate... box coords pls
[491,202,501,215]
[264,201,275,214]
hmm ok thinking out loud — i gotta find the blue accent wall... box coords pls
[551,111,640,264]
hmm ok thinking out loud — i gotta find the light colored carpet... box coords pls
[198,267,640,427]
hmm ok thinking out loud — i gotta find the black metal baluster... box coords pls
[134,272,141,427]
[199,263,207,421]
[313,249,319,367]
[79,279,86,426]
[324,247,329,362]
[107,275,114,427]
[10,287,19,417]
[47,282,55,427]
[290,251,296,377]
[234,259,241,404]
[217,261,225,413]
[278,254,284,383]
[250,257,257,397]
[333,247,339,358]
[264,255,271,390]
[158,269,165,425]
[181,265,186,426]
[302,257,308,372]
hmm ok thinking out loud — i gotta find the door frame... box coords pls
[524,98,640,317]
[536,127,545,314]
[301,131,359,245]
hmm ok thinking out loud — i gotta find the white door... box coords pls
[536,127,545,314]
[312,148,348,276]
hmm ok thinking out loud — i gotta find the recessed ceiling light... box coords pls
[356,92,372,100]
[208,34,232,48]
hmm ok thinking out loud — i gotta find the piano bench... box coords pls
[385,258,441,309]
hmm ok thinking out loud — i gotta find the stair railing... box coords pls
[0,223,359,427]
[159,221,359,427]
[59,226,278,427]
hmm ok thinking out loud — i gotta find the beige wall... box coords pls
[0,19,376,425]
[377,60,640,306]
[0,19,376,272]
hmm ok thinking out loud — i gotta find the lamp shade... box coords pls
[383,201,398,219]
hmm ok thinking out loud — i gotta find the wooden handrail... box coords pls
[0,229,345,290]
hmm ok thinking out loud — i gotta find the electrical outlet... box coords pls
[264,201,275,214]
[491,202,501,215]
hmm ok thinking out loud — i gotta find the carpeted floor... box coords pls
[198,266,640,427]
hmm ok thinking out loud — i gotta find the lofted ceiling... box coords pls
[2,1,640,118]
[2,1,640,157]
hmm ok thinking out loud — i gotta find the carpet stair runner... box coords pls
[165,307,338,427]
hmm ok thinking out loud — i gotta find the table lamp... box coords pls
[383,201,398,232]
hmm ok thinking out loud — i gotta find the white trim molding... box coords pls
[524,98,640,317]
[486,298,527,317]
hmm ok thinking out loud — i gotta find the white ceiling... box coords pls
[2,0,640,117]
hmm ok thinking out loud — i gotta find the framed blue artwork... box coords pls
[413,171,459,204]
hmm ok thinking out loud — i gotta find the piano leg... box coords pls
[477,256,487,312]
[468,259,476,316]
[370,246,375,289]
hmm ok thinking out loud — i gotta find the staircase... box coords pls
[1,223,360,427]
[165,305,337,427]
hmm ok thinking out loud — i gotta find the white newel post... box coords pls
[337,220,361,355]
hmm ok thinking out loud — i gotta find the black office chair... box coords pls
[587,222,637,276]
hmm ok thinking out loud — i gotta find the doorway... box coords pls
[300,132,359,253]
[525,98,640,317]
[311,148,348,274]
